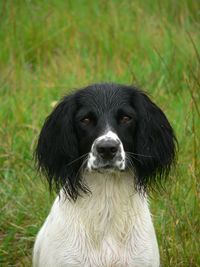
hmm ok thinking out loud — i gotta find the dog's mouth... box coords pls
[87,155,126,172]
[101,163,114,169]
[91,164,125,175]
[93,162,120,170]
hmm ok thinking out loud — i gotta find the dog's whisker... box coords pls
[65,153,89,167]
[75,157,88,179]
[63,157,89,197]
[125,153,143,164]
[126,151,152,158]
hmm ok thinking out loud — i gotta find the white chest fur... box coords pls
[33,172,160,267]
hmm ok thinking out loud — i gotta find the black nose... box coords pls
[96,140,119,160]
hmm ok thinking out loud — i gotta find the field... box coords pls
[0,1,199,266]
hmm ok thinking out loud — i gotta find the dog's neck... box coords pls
[72,171,148,246]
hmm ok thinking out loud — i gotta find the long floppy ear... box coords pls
[35,95,88,201]
[131,90,177,190]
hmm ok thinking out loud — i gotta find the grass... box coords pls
[0,0,199,266]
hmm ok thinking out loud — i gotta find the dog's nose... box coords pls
[96,140,119,160]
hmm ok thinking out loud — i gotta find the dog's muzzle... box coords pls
[87,131,125,171]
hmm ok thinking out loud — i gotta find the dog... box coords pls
[33,83,176,267]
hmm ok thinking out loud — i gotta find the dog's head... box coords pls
[36,83,176,200]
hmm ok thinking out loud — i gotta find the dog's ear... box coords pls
[131,90,177,190]
[35,95,87,201]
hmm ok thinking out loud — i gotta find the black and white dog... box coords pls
[33,83,176,267]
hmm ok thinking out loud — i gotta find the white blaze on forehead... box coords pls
[96,130,120,142]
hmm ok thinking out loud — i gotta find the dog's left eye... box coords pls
[119,115,132,124]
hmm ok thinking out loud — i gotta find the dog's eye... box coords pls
[119,115,132,124]
[80,117,92,125]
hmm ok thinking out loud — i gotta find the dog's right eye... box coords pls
[80,117,92,126]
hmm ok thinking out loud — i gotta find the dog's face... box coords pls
[75,86,137,172]
[36,83,176,200]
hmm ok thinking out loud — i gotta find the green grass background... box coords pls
[0,0,199,266]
